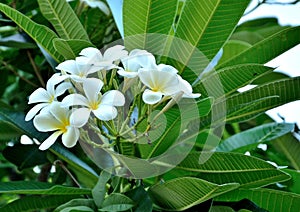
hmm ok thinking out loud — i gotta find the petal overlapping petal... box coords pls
[25,103,49,121]
[62,126,80,148]
[103,45,128,61]
[62,94,89,107]
[101,90,125,106]
[28,88,51,104]
[33,112,62,132]
[83,78,103,103]
[70,108,91,127]
[93,105,118,121]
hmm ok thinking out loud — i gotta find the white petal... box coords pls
[101,90,125,106]
[49,102,69,124]
[28,88,51,104]
[55,82,72,98]
[93,105,117,121]
[25,103,49,121]
[117,69,139,78]
[39,131,62,150]
[83,78,103,103]
[138,69,179,94]
[142,89,163,105]
[62,94,89,107]
[56,60,79,75]
[62,126,80,148]
[103,45,128,61]
[46,73,68,95]
[79,47,103,61]
[178,76,201,98]
[33,112,62,132]
[130,49,156,69]
[70,108,91,127]
[157,64,178,74]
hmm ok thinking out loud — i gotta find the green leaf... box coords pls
[215,188,300,212]
[175,152,291,188]
[201,77,300,127]
[194,64,273,97]
[59,206,94,212]
[50,143,99,187]
[92,171,111,208]
[251,71,290,85]
[53,38,94,60]
[123,0,178,50]
[217,26,300,69]
[148,177,239,211]
[125,186,153,212]
[272,133,300,170]
[282,169,300,194]
[3,144,48,170]
[38,0,89,41]
[218,40,252,65]
[216,123,294,152]
[0,3,64,62]
[0,40,37,49]
[0,195,78,212]
[0,181,91,195]
[168,0,250,74]
[99,193,134,212]
[54,199,96,212]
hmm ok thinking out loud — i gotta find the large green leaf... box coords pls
[54,199,96,212]
[194,64,273,97]
[38,0,89,41]
[92,171,111,208]
[272,133,300,170]
[53,38,95,60]
[216,123,294,152]
[99,193,134,212]
[148,177,239,211]
[175,152,290,188]
[167,0,250,75]
[215,188,300,212]
[0,3,64,62]
[217,26,300,69]
[123,0,178,50]
[201,77,300,127]
[0,181,91,195]
[125,186,153,212]
[0,195,78,212]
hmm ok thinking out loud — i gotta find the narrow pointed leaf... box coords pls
[0,195,78,212]
[217,123,294,152]
[38,0,89,41]
[0,181,91,195]
[272,133,300,170]
[175,152,291,188]
[215,188,300,212]
[168,0,250,75]
[99,193,134,212]
[123,0,178,50]
[148,177,239,211]
[0,3,64,62]
[194,64,273,97]
[92,171,111,208]
[217,26,300,69]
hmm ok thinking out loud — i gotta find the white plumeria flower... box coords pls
[138,64,180,104]
[56,57,100,82]
[62,78,125,125]
[77,45,128,71]
[177,76,201,98]
[25,74,71,121]
[118,49,156,78]
[33,102,81,150]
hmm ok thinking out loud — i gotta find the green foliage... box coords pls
[0,0,299,211]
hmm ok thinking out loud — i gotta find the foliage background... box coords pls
[0,0,299,211]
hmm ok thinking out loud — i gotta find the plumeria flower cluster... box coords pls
[25,45,200,150]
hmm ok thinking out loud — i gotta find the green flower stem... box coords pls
[108,69,117,89]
